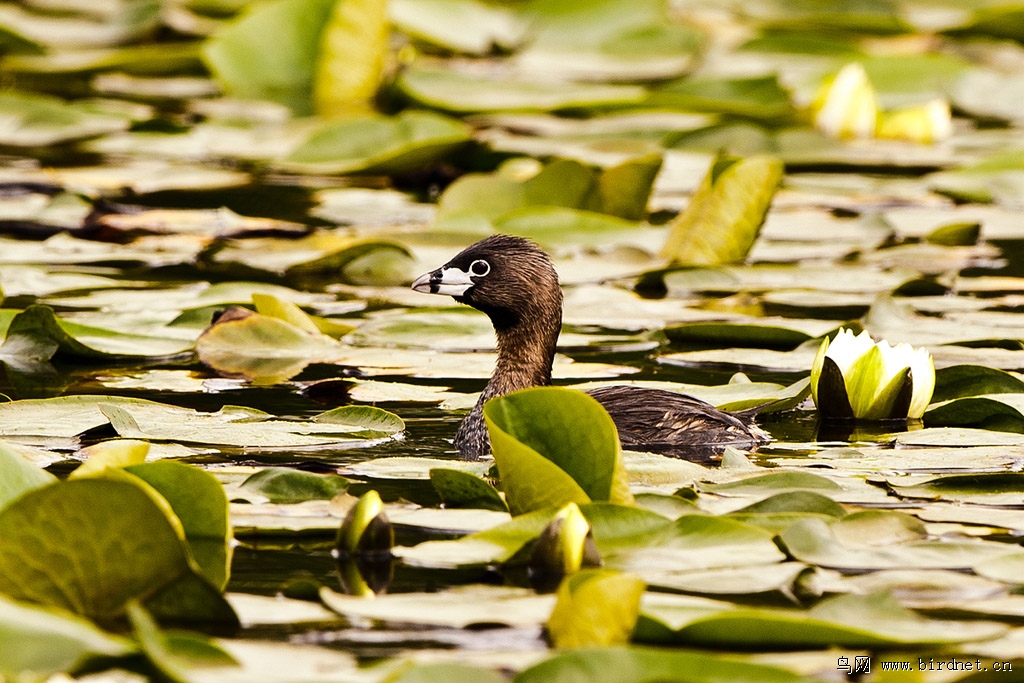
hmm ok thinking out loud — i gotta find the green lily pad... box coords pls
[515,645,810,683]
[438,155,661,225]
[128,602,238,682]
[886,472,1024,507]
[932,365,1024,403]
[320,584,556,628]
[925,395,1024,433]
[650,74,794,120]
[126,461,233,591]
[239,467,350,504]
[311,0,388,115]
[0,395,400,449]
[2,42,203,76]
[0,91,144,147]
[280,111,471,175]
[662,321,818,350]
[0,478,192,620]
[660,153,784,265]
[397,66,647,113]
[390,0,526,55]
[778,517,1018,571]
[429,468,508,512]
[546,569,645,648]
[2,305,194,361]
[201,0,336,114]
[0,594,134,680]
[638,591,1006,648]
[484,387,634,515]
[0,440,57,512]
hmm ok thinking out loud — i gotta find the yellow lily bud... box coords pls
[877,99,953,144]
[336,490,393,558]
[528,503,601,591]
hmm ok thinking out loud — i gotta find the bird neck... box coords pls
[487,294,562,396]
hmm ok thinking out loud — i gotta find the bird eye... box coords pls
[470,259,490,277]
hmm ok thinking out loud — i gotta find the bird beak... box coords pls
[411,266,475,296]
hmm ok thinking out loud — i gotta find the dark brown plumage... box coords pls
[411,234,769,458]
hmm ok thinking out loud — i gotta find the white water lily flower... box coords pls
[812,63,878,139]
[811,328,935,420]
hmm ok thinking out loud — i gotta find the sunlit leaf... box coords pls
[240,467,349,504]
[201,0,335,113]
[484,387,634,516]
[638,590,1006,648]
[429,468,508,512]
[515,645,810,683]
[312,0,388,115]
[546,569,644,647]
[0,91,143,146]
[281,111,471,175]
[660,154,784,265]
[0,478,191,620]
[0,594,134,680]
[0,440,57,512]
[390,0,526,55]
[397,66,647,113]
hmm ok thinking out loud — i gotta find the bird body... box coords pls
[411,234,768,458]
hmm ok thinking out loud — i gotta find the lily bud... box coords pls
[811,328,935,421]
[812,63,878,139]
[528,503,601,591]
[336,490,393,559]
[877,99,953,144]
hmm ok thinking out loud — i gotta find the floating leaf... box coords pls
[0,594,134,680]
[429,468,508,512]
[397,66,646,113]
[638,591,1006,648]
[515,646,809,683]
[0,478,192,620]
[201,0,335,114]
[3,305,194,360]
[390,0,526,55]
[0,90,142,147]
[778,517,1018,571]
[0,440,57,512]
[128,602,238,683]
[240,467,350,504]
[437,155,662,225]
[932,365,1024,403]
[660,154,784,265]
[484,387,634,516]
[312,0,388,115]
[281,111,471,175]
[651,74,794,121]
[126,461,233,591]
[320,584,555,628]
[546,569,644,648]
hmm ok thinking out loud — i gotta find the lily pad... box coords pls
[638,591,1006,648]
[280,111,471,175]
[397,66,647,113]
[201,0,336,114]
[429,468,508,512]
[0,91,143,147]
[660,154,784,265]
[484,387,634,515]
[0,594,134,680]
[0,478,193,620]
[239,467,350,504]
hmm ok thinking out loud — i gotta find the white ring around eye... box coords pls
[470,259,490,277]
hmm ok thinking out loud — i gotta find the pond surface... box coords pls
[7,1,1024,682]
